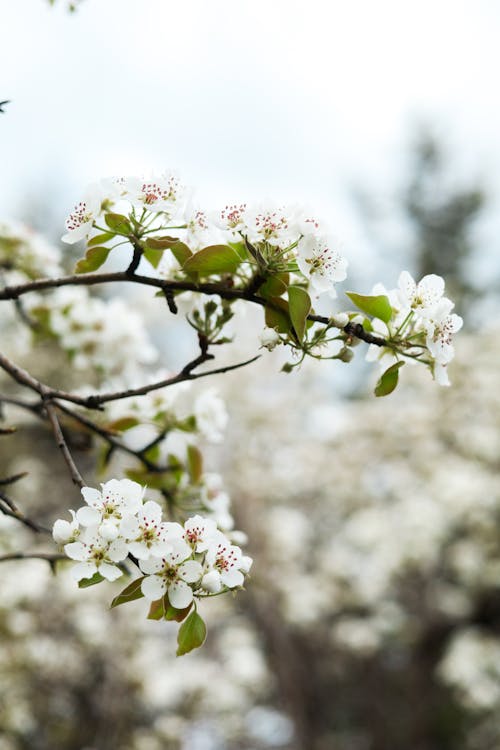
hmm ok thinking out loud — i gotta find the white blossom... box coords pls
[194,388,228,444]
[120,501,175,560]
[296,234,348,296]
[397,271,445,319]
[52,510,79,545]
[64,525,128,582]
[425,298,463,365]
[183,515,220,553]
[204,537,250,590]
[139,540,203,608]
[76,478,144,531]
[61,184,106,244]
[259,327,281,351]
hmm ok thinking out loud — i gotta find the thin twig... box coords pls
[0,491,51,533]
[44,401,85,489]
[0,270,388,347]
[0,552,65,564]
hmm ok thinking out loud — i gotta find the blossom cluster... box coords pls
[62,172,349,300]
[366,271,463,385]
[52,478,252,611]
[26,286,158,377]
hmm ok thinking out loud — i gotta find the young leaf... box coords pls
[164,595,193,623]
[104,416,140,433]
[228,241,249,260]
[176,610,207,655]
[264,297,292,334]
[187,444,203,483]
[147,598,165,620]
[374,361,405,397]
[288,285,311,343]
[169,240,192,267]
[78,572,105,588]
[110,577,145,608]
[75,246,112,274]
[87,231,114,247]
[104,212,131,234]
[183,245,241,276]
[143,246,165,268]
[346,292,393,324]
[145,236,180,249]
[259,275,288,298]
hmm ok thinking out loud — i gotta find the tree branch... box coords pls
[0,552,65,564]
[43,401,85,489]
[0,271,388,347]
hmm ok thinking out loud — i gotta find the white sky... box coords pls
[1,0,500,282]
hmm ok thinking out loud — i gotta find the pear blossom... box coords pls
[52,510,80,545]
[200,472,234,531]
[194,388,228,444]
[243,205,298,249]
[218,203,248,235]
[139,540,203,608]
[183,515,220,553]
[61,184,106,244]
[425,298,463,365]
[64,525,128,582]
[76,478,145,530]
[120,501,176,560]
[397,271,445,319]
[260,327,281,351]
[183,205,218,249]
[204,538,250,590]
[123,173,184,214]
[296,234,348,296]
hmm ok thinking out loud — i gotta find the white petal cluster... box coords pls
[366,272,463,385]
[0,219,62,278]
[296,234,348,297]
[53,480,252,608]
[27,287,158,377]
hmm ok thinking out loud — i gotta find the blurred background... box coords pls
[1,1,500,748]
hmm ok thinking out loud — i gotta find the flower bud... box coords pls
[338,347,354,363]
[201,570,223,593]
[259,327,280,351]
[99,521,119,542]
[332,313,349,328]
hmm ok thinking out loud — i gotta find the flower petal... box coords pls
[141,574,166,601]
[99,562,123,581]
[168,580,193,609]
[178,560,203,583]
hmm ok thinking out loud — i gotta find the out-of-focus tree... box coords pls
[404,129,486,311]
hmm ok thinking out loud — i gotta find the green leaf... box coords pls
[110,577,145,608]
[87,232,114,247]
[164,594,193,622]
[259,274,289,298]
[187,444,203,483]
[264,298,292,334]
[145,236,180,249]
[346,292,393,324]
[228,241,249,260]
[183,245,241,276]
[104,212,131,234]
[374,361,405,397]
[169,241,192,267]
[147,598,165,620]
[176,610,207,655]
[105,416,140,433]
[143,246,165,268]
[288,285,311,342]
[74,246,112,274]
[78,572,105,588]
